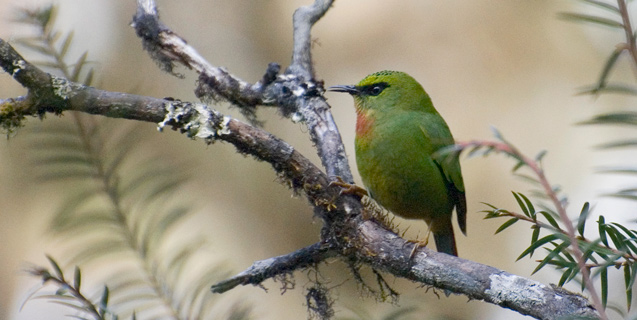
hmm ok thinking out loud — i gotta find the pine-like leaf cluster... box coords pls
[15,6,250,320]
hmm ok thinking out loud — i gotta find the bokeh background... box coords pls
[1,1,635,319]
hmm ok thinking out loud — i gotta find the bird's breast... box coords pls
[354,115,452,222]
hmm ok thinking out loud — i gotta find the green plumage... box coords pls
[330,70,466,256]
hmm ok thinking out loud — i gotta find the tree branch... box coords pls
[211,242,338,294]
[287,0,332,79]
[355,220,597,320]
[0,38,339,210]
[131,0,353,182]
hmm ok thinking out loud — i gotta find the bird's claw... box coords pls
[408,238,429,259]
[408,228,432,259]
[329,177,369,198]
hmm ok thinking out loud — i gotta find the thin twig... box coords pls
[211,243,337,294]
[131,0,353,181]
[132,0,277,125]
[288,0,333,79]
[27,266,103,320]
[617,0,637,67]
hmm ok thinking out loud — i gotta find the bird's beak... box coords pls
[328,85,359,95]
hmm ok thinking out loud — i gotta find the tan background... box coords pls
[1,1,635,319]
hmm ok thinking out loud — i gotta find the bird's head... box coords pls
[329,70,433,113]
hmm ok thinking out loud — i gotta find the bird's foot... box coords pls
[329,177,369,198]
[408,238,429,259]
[408,229,432,259]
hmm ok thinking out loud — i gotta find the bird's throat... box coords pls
[355,108,375,139]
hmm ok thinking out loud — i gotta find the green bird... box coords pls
[329,70,466,256]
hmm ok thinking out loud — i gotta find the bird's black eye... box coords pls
[361,82,389,96]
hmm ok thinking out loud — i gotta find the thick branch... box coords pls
[209,215,597,319]
[355,220,597,320]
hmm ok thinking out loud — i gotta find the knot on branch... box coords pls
[265,73,325,121]
[157,99,227,143]
[50,76,85,102]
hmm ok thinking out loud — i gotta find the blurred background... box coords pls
[1,0,635,319]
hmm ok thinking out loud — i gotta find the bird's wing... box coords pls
[420,124,467,235]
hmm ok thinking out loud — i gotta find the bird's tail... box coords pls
[433,226,457,256]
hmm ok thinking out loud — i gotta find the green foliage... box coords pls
[465,129,637,315]
[25,256,119,320]
[560,0,637,97]
[17,6,250,320]
[559,12,623,29]
[454,1,637,317]
[14,5,93,84]
[575,0,637,313]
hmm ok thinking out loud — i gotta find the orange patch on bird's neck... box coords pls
[355,108,375,138]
